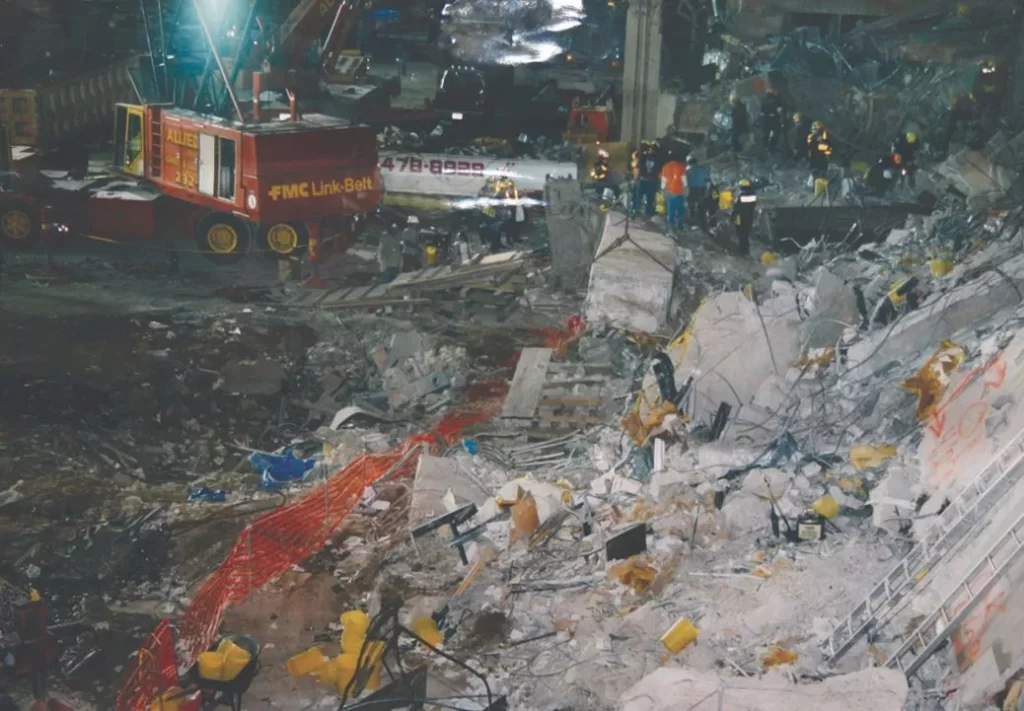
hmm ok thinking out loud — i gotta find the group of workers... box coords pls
[623,141,716,233]
[598,139,754,254]
[373,57,1005,277]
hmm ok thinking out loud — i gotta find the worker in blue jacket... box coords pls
[684,155,711,231]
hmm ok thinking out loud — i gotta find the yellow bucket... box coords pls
[425,244,438,265]
[930,259,953,277]
[811,495,840,519]
[340,610,370,653]
[150,687,185,711]
[814,177,829,196]
[287,646,327,678]
[197,651,225,681]
[661,618,699,654]
[411,616,443,648]
[217,639,252,682]
[718,189,734,210]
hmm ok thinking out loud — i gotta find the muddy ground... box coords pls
[0,246,569,708]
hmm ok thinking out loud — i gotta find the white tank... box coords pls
[378,152,578,198]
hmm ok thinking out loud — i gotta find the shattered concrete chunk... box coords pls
[932,146,1014,209]
[585,215,677,334]
[742,468,793,500]
[720,493,769,537]
[220,358,287,396]
[847,253,1024,371]
[801,268,859,349]
[641,291,801,426]
[410,455,487,528]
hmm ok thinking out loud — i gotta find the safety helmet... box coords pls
[407,215,420,225]
[597,149,609,159]
[892,153,903,165]
[792,112,802,123]
[906,132,917,144]
[738,178,753,188]
[811,120,824,132]
[981,58,996,73]
[730,93,740,104]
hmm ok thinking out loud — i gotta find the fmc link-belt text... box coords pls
[268,176,374,201]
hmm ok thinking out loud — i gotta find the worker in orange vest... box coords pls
[660,157,687,231]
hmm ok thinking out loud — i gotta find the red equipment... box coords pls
[0,91,382,263]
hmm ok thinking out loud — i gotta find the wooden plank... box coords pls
[538,397,603,408]
[534,411,608,424]
[501,347,554,419]
[542,377,609,387]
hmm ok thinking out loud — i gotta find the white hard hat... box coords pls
[407,216,420,225]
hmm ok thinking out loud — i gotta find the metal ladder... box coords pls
[886,509,1024,677]
[824,426,1024,664]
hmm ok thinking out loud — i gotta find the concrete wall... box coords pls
[913,331,1024,704]
[622,0,663,146]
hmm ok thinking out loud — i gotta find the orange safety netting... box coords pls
[114,618,179,711]
[116,381,507,711]
[531,315,585,357]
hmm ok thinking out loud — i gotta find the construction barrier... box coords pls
[114,618,179,711]
[116,382,508,711]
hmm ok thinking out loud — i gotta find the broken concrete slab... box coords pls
[848,252,1024,373]
[619,667,908,711]
[546,177,604,292]
[742,468,793,500]
[720,493,769,537]
[585,214,677,334]
[220,358,287,396]
[801,268,859,349]
[410,454,488,528]
[932,146,1014,209]
[639,291,802,427]
[387,331,426,368]
[767,204,931,249]
[869,465,917,534]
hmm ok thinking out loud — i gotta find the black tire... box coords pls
[195,213,250,265]
[0,201,39,249]
[257,221,309,259]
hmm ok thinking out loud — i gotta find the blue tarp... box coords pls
[249,448,316,489]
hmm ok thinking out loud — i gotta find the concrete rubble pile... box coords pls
[10,6,1024,711]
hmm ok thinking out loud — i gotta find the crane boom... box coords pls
[321,0,373,76]
[271,0,370,75]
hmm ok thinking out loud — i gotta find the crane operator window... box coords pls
[126,113,143,169]
[217,137,236,200]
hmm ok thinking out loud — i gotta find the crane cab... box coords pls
[111,102,381,263]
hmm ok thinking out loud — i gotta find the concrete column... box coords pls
[1007,0,1024,131]
[621,0,663,147]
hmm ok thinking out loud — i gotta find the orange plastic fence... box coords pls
[116,383,507,711]
[531,315,585,357]
[114,618,179,711]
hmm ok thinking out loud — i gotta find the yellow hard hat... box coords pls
[29,588,41,602]
[811,120,823,132]
[739,178,753,188]
[906,132,917,144]
[792,112,802,122]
